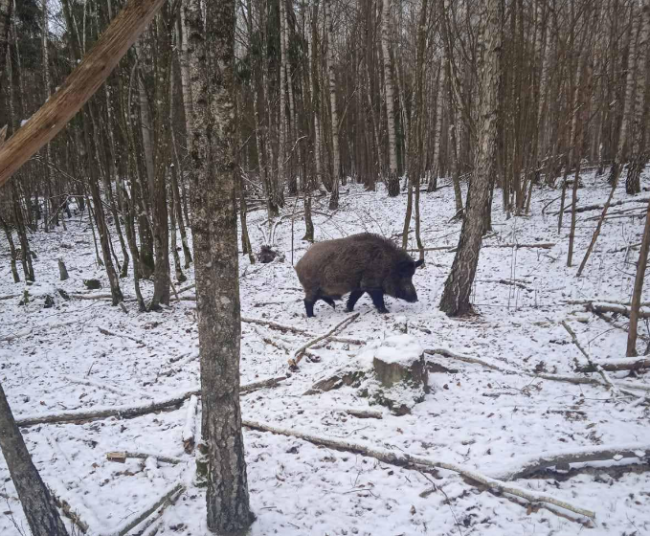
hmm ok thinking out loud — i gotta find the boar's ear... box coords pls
[414,259,424,268]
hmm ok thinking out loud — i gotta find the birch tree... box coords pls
[439,0,502,316]
[381,0,399,196]
[183,0,254,531]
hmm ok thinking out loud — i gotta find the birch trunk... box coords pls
[183,0,254,530]
[439,0,501,316]
[382,0,399,196]
[324,0,341,210]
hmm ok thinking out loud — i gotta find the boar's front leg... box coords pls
[304,299,316,317]
[346,290,365,312]
[367,289,389,314]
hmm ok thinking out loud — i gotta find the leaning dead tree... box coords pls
[0,381,69,536]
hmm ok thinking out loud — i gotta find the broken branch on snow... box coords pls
[243,419,595,519]
[16,375,287,427]
[289,312,361,369]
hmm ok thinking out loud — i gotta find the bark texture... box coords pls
[183,0,254,531]
[439,0,501,316]
[0,381,69,536]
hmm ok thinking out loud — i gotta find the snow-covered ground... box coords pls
[1,170,649,536]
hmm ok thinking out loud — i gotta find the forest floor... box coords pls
[1,170,650,536]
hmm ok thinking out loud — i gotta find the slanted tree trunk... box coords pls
[439,0,501,316]
[183,0,254,531]
[382,0,399,196]
[0,381,69,536]
[627,197,650,356]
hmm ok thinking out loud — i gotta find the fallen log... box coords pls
[490,443,650,480]
[588,302,650,319]
[16,375,287,427]
[243,419,595,519]
[575,357,650,373]
[555,196,650,215]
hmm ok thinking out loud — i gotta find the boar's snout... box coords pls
[402,282,418,303]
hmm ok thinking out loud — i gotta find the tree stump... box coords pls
[58,259,69,281]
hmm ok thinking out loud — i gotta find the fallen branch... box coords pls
[556,196,650,215]
[242,315,365,345]
[102,482,184,536]
[16,375,287,427]
[65,375,148,399]
[289,313,361,368]
[0,326,32,342]
[477,278,533,291]
[243,419,595,519]
[445,242,555,253]
[97,326,145,345]
[424,348,647,392]
[587,305,650,342]
[490,443,650,480]
[0,293,18,301]
[106,450,183,465]
[561,321,620,396]
[345,408,383,419]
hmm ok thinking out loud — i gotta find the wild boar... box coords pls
[294,233,423,317]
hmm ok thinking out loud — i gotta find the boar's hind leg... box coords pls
[346,290,365,312]
[368,289,389,314]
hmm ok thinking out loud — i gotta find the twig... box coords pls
[289,313,361,368]
[65,375,148,399]
[243,419,595,519]
[97,326,145,345]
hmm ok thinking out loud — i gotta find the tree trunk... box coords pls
[184,0,254,531]
[439,0,501,317]
[626,0,650,195]
[382,0,399,196]
[0,381,69,536]
[627,197,650,356]
[149,13,173,310]
[324,0,341,210]
[0,214,20,282]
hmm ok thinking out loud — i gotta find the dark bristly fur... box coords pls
[294,233,423,317]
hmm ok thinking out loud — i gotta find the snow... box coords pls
[2,170,650,535]
[361,334,424,366]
